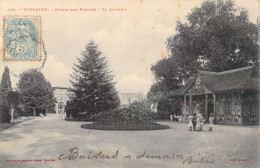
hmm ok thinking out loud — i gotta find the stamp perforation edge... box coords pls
[2,15,42,62]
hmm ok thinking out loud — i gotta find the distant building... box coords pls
[170,66,259,125]
[53,87,72,114]
[119,92,144,105]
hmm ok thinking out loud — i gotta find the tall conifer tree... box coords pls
[70,40,120,116]
[0,66,12,123]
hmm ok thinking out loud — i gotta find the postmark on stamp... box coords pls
[3,16,41,61]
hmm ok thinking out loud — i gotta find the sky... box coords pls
[0,0,259,95]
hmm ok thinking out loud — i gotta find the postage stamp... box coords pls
[3,16,41,61]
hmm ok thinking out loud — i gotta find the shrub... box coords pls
[81,122,169,131]
[65,99,84,118]
[81,101,169,131]
[95,101,158,126]
[0,105,11,123]
[157,110,171,120]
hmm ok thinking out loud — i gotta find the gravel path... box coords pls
[0,114,258,168]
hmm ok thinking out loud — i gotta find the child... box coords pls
[209,113,214,131]
[196,116,201,131]
[188,115,193,131]
[170,115,173,121]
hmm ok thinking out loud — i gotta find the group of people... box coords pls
[188,112,214,132]
[170,114,182,122]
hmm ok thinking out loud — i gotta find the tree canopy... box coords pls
[167,0,258,79]
[148,0,259,115]
[149,0,259,96]
[69,40,120,117]
[17,69,55,111]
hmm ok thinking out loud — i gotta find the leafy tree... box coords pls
[167,0,258,79]
[152,0,258,93]
[148,0,259,117]
[17,69,56,116]
[0,66,12,123]
[69,40,120,117]
[151,58,183,91]
[147,83,164,104]
[147,57,183,102]
[8,91,23,118]
[147,58,182,115]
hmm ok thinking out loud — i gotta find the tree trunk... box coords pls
[10,106,14,122]
[33,107,36,117]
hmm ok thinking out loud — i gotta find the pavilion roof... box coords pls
[171,66,259,97]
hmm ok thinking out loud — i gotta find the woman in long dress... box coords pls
[209,113,214,131]
[196,116,201,131]
[198,112,204,131]
[188,115,193,131]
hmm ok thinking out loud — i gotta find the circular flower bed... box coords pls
[81,101,169,131]
[81,122,169,131]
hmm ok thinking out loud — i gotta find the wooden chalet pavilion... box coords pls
[170,66,259,125]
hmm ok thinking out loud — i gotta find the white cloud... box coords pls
[42,55,72,88]
[85,18,174,93]
[116,74,152,94]
[0,55,72,89]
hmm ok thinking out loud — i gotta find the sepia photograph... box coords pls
[0,0,259,168]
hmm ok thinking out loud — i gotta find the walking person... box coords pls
[209,113,214,131]
[188,115,193,131]
[192,112,197,131]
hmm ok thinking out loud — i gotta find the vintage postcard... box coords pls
[0,0,259,168]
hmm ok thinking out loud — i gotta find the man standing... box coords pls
[192,112,197,131]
